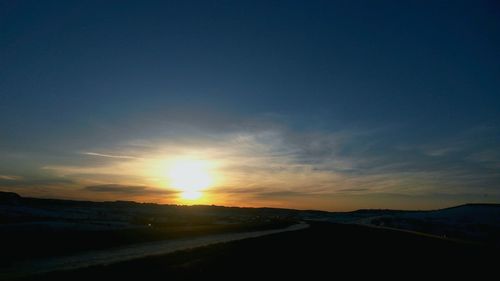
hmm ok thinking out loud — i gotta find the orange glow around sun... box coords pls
[167,158,214,203]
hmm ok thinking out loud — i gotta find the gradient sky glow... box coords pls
[1,0,499,211]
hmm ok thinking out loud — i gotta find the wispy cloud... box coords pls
[338,188,370,193]
[49,124,500,198]
[0,177,75,187]
[255,190,313,198]
[85,184,176,195]
[0,175,21,180]
[16,117,499,209]
[0,177,81,200]
[466,150,500,169]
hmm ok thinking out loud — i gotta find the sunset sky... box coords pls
[1,0,499,211]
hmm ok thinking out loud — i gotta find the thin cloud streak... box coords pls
[85,184,177,195]
[0,175,21,180]
[16,118,500,210]
[47,123,500,198]
[82,152,140,159]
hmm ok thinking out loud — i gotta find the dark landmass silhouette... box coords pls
[18,222,498,280]
[1,191,498,280]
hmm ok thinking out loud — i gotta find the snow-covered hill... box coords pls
[361,204,500,245]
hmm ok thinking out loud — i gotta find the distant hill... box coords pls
[0,190,303,266]
[359,204,500,246]
[0,191,21,204]
[2,190,499,246]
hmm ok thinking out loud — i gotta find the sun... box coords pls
[180,190,203,200]
[168,159,213,200]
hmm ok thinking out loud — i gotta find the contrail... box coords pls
[82,152,138,159]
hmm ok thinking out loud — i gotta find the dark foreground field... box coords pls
[22,222,495,280]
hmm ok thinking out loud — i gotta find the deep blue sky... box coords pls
[1,0,499,210]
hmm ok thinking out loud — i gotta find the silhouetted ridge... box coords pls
[0,191,21,204]
[440,203,500,210]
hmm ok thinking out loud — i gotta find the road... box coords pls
[0,222,309,280]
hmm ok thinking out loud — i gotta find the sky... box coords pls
[1,0,499,211]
